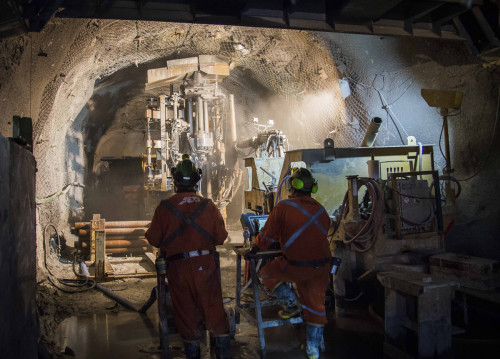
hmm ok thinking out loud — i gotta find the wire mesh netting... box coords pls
[32,19,371,241]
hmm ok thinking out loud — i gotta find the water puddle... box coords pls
[55,308,171,358]
[55,306,383,358]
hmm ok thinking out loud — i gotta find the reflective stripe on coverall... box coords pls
[145,192,229,340]
[254,196,331,324]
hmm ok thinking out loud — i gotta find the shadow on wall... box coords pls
[446,208,500,261]
[65,60,151,222]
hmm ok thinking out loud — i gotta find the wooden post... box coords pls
[91,214,106,281]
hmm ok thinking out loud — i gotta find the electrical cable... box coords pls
[347,76,409,144]
[438,123,448,172]
[387,78,414,106]
[43,224,96,293]
[36,182,85,205]
[274,175,290,206]
[331,179,384,252]
[439,175,462,199]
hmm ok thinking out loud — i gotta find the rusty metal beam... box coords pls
[471,6,500,47]
[432,3,471,36]
[404,1,445,34]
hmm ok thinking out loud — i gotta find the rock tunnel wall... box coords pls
[0,18,499,278]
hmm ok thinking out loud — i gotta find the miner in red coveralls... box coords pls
[248,167,332,359]
[145,154,231,359]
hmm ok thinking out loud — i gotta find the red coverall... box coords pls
[254,196,331,324]
[145,192,229,341]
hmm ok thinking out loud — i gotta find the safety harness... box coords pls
[159,198,214,262]
[279,200,328,251]
[278,200,338,270]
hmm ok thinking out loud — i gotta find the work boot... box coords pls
[183,341,200,359]
[213,335,232,359]
[273,283,301,319]
[305,324,324,359]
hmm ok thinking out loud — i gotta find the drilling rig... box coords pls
[142,55,241,219]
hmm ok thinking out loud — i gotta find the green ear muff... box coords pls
[311,183,318,194]
[291,178,304,190]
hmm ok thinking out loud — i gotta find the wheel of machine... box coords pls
[225,306,236,339]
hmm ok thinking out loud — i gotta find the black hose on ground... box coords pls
[92,282,140,312]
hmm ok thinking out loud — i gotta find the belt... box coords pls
[286,257,332,269]
[166,249,214,263]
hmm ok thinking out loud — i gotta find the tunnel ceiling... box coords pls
[2,0,500,58]
[34,19,366,156]
[31,19,372,232]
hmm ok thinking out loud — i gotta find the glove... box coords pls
[244,245,260,260]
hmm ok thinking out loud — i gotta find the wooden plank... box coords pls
[108,257,143,265]
[144,252,156,267]
[95,229,106,281]
[104,258,114,276]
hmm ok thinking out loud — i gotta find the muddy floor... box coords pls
[37,229,385,358]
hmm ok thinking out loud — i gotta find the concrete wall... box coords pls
[0,134,39,358]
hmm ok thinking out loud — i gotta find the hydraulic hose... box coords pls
[330,179,384,252]
[274,175,290,206]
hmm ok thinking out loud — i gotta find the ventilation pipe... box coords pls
[361,117,383,147]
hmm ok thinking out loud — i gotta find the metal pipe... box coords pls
[203,99,209,133]
[78,227,148,236]
[197,97,204,132]
[147,119,152,168]
[367,158,380,179]
[173,95,178,121]
[346,175,360,220]
[441,109,452,172]
[74,221,150,229]
[78,235,147,240]
[433,170,444,233]
[160,95,168,191]
[229,94,237,142]
[78,247,150,254]
[106,246,150,254]
[361,117,383,147]
[79,239,149,248]
[188,97,195,135]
